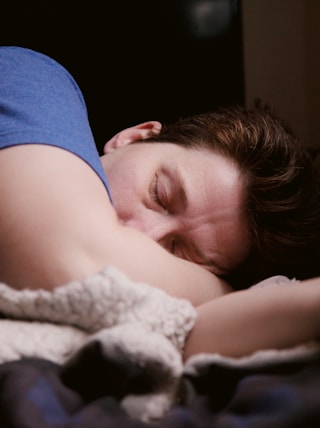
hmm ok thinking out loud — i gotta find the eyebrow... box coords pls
[165,164,227,275]
[165,165,222,272]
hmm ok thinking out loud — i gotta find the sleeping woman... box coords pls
[1,46,320,360]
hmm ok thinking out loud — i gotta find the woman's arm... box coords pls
[0,144,230,306]
[183,276,320,360]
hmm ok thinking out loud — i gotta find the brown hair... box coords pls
[141,102,320,289]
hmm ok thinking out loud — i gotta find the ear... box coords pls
[103,121,162,154]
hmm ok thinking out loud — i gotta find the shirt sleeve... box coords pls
[0,46,112,200]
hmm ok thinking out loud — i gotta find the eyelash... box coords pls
[151,174,166,210]
[150,175,176,254]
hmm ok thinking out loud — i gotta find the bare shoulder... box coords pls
[0,144,116,290]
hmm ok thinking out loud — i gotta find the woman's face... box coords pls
[101,124,250,276]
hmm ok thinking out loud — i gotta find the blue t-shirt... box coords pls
[0,46,112,201]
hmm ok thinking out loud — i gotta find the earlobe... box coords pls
[103,121,162,154]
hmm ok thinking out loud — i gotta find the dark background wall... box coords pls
[242,0,320,150]
[1,0,244,153]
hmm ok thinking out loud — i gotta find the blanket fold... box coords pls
[0,266,196,353]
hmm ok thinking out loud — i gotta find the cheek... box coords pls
[109,174,145,222]
[106,154,155,221]
[112,185,136,220]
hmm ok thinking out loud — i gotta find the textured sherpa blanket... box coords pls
[0,267,319,423]
[0,266,197,421]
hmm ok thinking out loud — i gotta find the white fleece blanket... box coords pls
[0,267,319,422]
[0,266,197,421]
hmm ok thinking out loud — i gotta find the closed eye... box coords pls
[150,174,166,210]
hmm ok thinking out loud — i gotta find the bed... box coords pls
[0,266,320,428]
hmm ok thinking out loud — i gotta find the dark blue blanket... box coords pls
[1,355,320,428]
